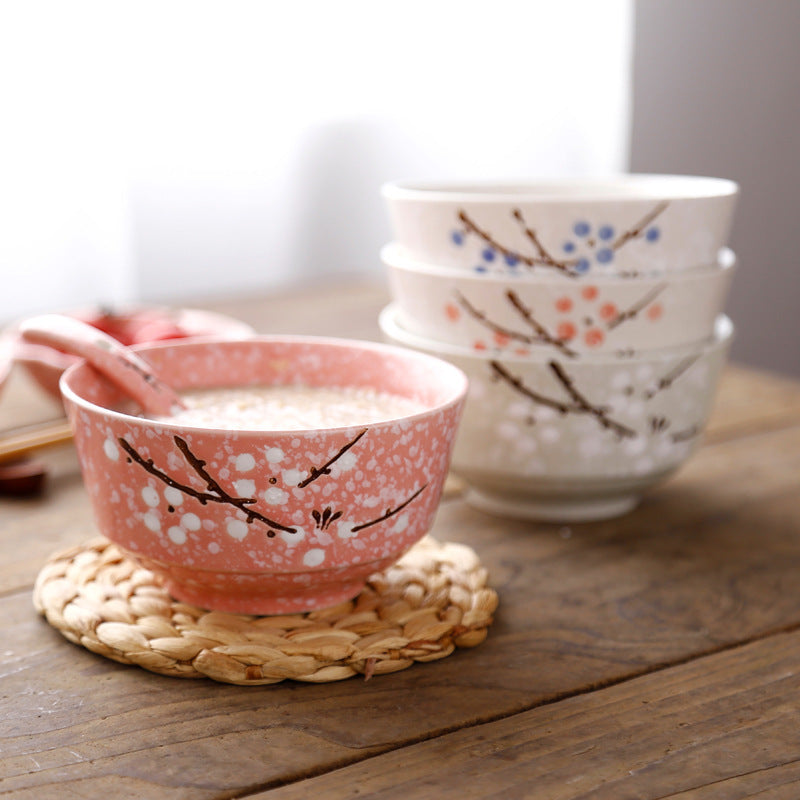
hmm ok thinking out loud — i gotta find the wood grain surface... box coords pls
[1,280,799,799]
[259,630,800,800]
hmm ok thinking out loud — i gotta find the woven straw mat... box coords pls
[33,536,498,685]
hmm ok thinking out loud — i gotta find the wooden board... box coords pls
[2,421,800,796]
[259,630,800,799]
[2,281,800,798]
[706,363,800,441]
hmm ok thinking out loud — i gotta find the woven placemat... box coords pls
[33,536,498,685]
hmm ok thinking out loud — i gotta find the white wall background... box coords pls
[0,0,633,320]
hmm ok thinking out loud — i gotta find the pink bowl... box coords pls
[60,336,467,614]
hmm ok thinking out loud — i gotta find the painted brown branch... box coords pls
[351,484,428,533]
[505,290,579,358]
[119,436,297,534]
[612,201,669,252]
[455,290,546,346]
[511,208,580,274]
[649,416,670,433]
[489,361,579,415]
[119,438,211,500]
[491,360,637,439]
[297,428,368,488]
[607,283,668,330]
[457,210,578,276]
[548,361,638,439]
[670,424,700,443]
[643,354,701,400]
[313,507,344,531]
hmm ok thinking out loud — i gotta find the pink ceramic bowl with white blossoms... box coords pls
[60,336,467,614]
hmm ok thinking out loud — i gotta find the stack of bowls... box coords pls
[379,175,739,522]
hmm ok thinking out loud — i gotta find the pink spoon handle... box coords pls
[19,314,186,417]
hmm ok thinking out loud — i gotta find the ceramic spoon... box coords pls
[19,314,186,417]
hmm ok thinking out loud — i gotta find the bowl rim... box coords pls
[379,303,734,365]
[381,243,737,284]
[381,174,740,203]
[59,334,470,434]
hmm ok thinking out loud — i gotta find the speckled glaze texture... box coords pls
[382,176,738,276]
[380,305,733,521]
[60,337,467,613]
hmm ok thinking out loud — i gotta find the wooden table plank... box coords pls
[2,423,799,797]
[259,629,800,800]
[705,363,800,442]
[2,282,800,798]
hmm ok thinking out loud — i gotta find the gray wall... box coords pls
[631,0,800,377]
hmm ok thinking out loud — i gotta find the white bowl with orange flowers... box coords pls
[383,243,735,357]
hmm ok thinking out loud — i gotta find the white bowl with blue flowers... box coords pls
[382,175,738,277]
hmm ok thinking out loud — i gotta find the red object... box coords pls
[85,312,190,346]
[584,328,605,347]
[599,303,619,322]
[556,321,577,341]
[0,459,47,495]
[555,297,573,313]
[581,286,599,301]
[444,303,460,322]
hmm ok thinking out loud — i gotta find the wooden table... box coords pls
[2,280,800,799]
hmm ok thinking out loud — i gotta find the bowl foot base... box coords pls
[163,578,367,615]
[464,486,640,523]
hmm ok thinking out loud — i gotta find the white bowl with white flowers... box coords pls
[379,303,733,523]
